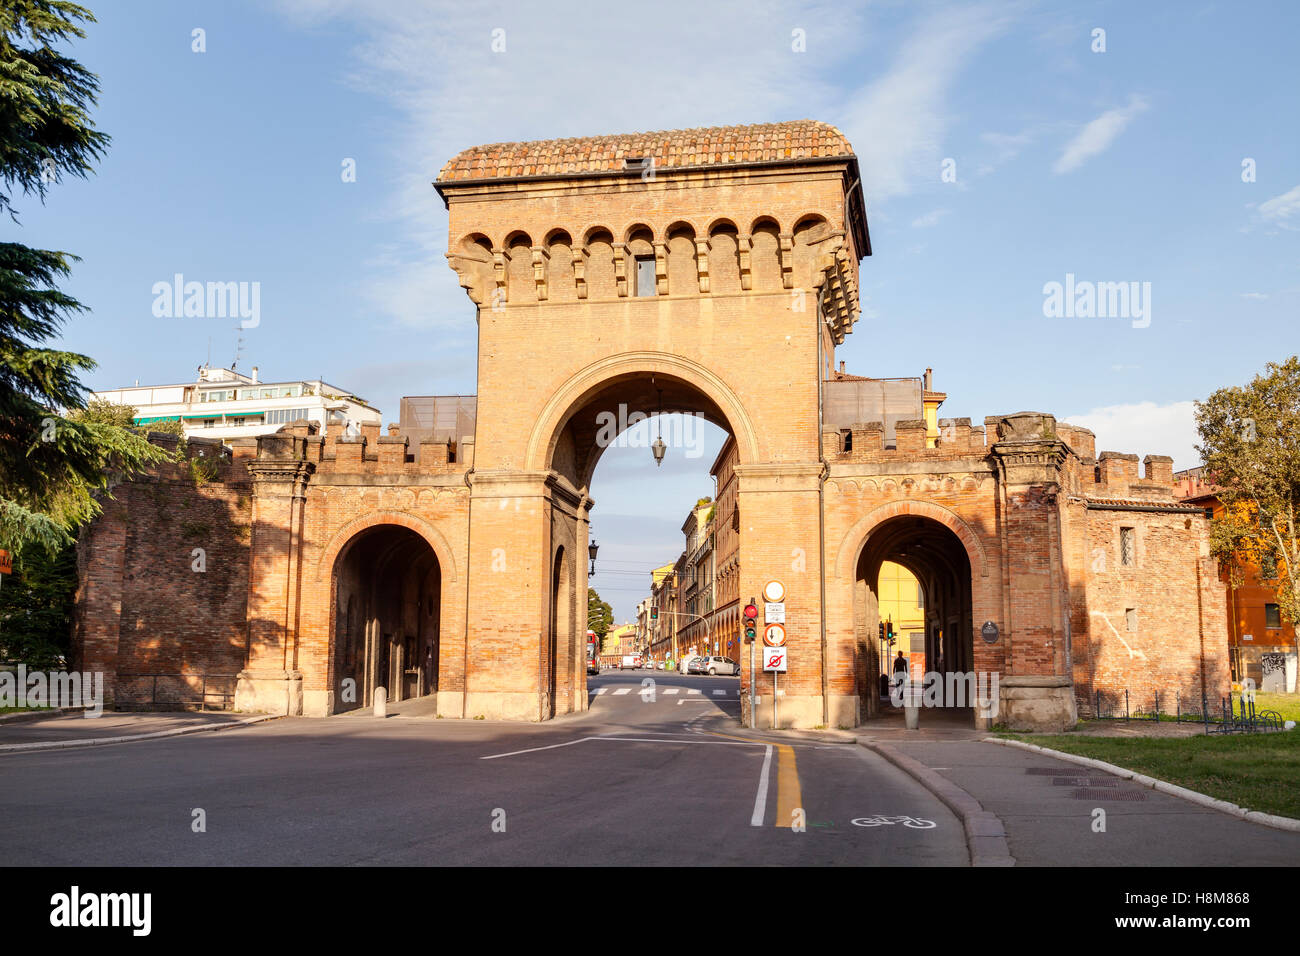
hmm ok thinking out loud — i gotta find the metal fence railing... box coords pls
[114,673,237,712]
[1085,688,1282,734]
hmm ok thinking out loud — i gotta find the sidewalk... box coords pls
[0,711,274,753]
[878,736,1300,865]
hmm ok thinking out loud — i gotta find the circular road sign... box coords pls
[763,623,787,647]
[762,580,785,603]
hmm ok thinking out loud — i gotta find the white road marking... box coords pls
[612,688,632,696]
[480,738,591,760]
[594,687,608,695]
[751,744,774,827]
[483,733,767,760]
[713,690,726,696]
[663,688,680,695]
[688,689,702,695]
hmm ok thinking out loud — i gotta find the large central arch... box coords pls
[527,351,761,490]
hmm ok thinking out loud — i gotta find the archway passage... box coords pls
[546,369,734,493]
[856,516,973,710]
[332,525,441,713]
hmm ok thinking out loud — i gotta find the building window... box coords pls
[916,583,924,610]
[1265,604,1281,629]
[1125,607,1137,632]
[202,419,215,428]
[1120,527,1135,566]
[1203,507,1214,521]
[635,256,656,297]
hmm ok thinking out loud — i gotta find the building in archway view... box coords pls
[73,120,1229,731]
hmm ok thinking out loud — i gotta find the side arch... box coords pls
[315,510,460,585]
[835,499,991,582]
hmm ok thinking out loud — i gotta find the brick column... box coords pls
[235,434,314,715]
[735,462,832,729]
[989,412,1077,731]
[461,470,554,720]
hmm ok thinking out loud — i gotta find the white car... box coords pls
[702,656,739,675]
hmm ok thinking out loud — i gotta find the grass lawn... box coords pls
[1000,729,1300,820]
[1253,692,1300,724]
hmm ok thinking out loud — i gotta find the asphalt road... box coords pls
[0,670,968,866]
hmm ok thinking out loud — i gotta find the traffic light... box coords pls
[650,606,658,621]
[878,621,885,641]
[885,619,895,645]
[743,600,758,643]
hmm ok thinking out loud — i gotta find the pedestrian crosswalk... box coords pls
[591,685,740,698]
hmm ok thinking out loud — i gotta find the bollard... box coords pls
[373,686,387,718]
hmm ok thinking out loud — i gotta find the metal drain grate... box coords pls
[1052,777,1117,787]
[1070,787,1147,801]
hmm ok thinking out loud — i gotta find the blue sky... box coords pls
[16,0,1299,621]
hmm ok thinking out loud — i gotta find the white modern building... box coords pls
[91,364,383,442]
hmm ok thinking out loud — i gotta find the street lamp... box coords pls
[651,380,666,467]
[588,538,599,578]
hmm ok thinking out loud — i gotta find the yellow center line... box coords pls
[707,729,803,828]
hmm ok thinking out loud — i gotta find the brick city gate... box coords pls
[74,121,1229,730]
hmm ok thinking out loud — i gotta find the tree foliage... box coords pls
[0,1,166,554]
[587,586,613,639]
[1195,356,1300,627]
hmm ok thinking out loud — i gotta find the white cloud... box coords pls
[272,1,1012,328]
[1053,94,1149,175]
[1258,184,1300,228]
[273,0,871,328]
[1240,292,1269,300]
[911,208,950,228]
[1063,400,1200,471]
[840,5,1013,201]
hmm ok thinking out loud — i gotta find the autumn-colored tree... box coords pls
[1194,356,1300,627]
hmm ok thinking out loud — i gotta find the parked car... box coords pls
[657,661,665,670]
[703,656,739,675]
[686,657,706,675]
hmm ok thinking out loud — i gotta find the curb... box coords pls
[859,739,1015,866]
[0,714,281,755]
[986,736,1300,834]
[719,724,857,745]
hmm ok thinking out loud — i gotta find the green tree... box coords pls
[0,1,166,554]
[0,540,74,667]
[1195,356,1300,627]
[587,586,613,640]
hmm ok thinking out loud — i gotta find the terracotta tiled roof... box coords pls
[1084,497,1199,512]
[436,120,854,183]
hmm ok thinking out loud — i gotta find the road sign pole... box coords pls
[773,671,778,729]
[749,631,756,729]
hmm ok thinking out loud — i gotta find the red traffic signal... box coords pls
[743,603,758,620]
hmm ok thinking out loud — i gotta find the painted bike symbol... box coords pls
[851,815,936,829]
